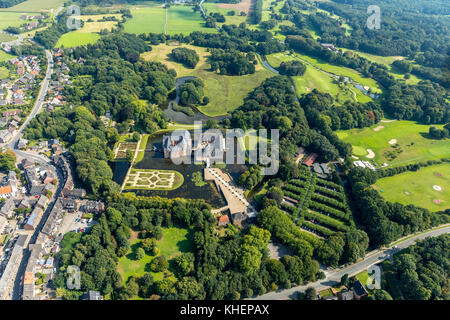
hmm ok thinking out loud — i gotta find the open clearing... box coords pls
[117,227,193,284]
[124,169,184,191]
[202,2,247,26]
[142,43,272,116]
[337,120,450,167]
[373,163,450,211]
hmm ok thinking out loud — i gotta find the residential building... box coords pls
[0,198,15,218]
[24,207,43,231]
[0,185,13,199]
[218,214,230,226]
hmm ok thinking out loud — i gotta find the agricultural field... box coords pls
[55,32,100,48]
[373,163,450,211]
[280,168,354,238]
[124,3,217,35]
[1,0,64,11]
[117,227,194,284]
[55,14,121,48]
[123,5,165,34]
[142,44,272,116]
[337,120,450,167]
[124,169,184,191]
[202,2,247,26]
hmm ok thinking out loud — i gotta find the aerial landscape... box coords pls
[0,0,448,309]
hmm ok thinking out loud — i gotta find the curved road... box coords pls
[251,224,450,300]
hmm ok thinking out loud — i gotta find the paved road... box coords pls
[250,225,450,300]
[5,49,53,150]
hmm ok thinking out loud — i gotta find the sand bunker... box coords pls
[366,149,375,159]
[433,185,442,191]
[374,125,384,131]
[351,155,359,159]
[389,139,397,145]
[381,119,396,123]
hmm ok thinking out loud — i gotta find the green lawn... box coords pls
[142,43,272,116]
[117,227,193,284]
[337,120,450,167]
[374,163,450,211]
[124,169,184,191]
[55,32,100,48]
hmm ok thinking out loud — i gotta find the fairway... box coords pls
[117,227,193,283]
[202,2,247,26]
[337,120,450,167]
[374,163,450,211]
[267,52,360,103]
[142,44,272,116]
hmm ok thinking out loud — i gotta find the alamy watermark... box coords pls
[66,265,81,290]
[56,5,82,30]
[163,121,279,176]
[367,5,381,30]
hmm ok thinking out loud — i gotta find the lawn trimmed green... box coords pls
[142,43,272,116]
[355,270,370,287]
[166,5,217,35]
[337,120,450,167]
[55,32,100,48]
[0,66,9,79]
[124,169,184,191]
[373,163,450,211]
[117,227,193,284]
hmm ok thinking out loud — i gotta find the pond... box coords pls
[162,76,229,124]
[115,131,248,208]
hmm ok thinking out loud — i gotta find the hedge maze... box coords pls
[280,168,353,238]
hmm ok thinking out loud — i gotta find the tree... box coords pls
[374,289,393,300]
[132,132,140,142]
[135,247,145,260]
[304,287,317,300]
[340,274,349,287]
[150,255,169,272]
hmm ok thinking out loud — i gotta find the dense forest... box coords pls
[53,195,325,300]
[386,235,449,300]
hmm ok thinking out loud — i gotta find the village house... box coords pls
[0,198,15,218]
[0,185,13,199]
[83,201,105,214]
[0,130,12,143]
[218,214,230,226]
[24,207,43,231]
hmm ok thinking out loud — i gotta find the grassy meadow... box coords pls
[117,227,194,284]
[142,43,272,116]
